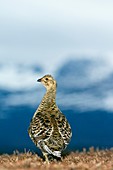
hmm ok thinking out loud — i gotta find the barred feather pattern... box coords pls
[28,75,72,160]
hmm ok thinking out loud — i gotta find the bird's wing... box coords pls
[56,112,72,147]
[29,111,53,142]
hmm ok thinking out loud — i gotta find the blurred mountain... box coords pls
[0,105,113,154]
[0,58,113,153]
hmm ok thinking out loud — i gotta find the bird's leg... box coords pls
[43,152,49,164]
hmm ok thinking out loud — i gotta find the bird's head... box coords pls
[37,75,57,90]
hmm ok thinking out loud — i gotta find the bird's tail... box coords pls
[44,145,61,157]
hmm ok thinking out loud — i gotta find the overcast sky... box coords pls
[0,0,113,73]
[0,0,113,92]
[1,0,113,115]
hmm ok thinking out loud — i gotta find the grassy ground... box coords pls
[0,148,113,170]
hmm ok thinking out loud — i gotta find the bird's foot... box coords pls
[43,153,50,164]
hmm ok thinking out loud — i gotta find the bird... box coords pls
[28,74,72,163]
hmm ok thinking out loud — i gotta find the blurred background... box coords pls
[0,0,113,154]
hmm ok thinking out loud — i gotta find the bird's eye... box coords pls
[45,78,48,81]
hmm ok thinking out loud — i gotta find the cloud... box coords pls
[0,0,113,118]
[57,57,113,90]
[0,0,113,74]
[1,57,113,113]
[55,57,113,112]
[1,52,113,116]
[3,88,113,113]
[0,63,42,91]
[57,92,104,111]
[103,92,113,111]
[57,91,113,112]
[3,90,43,107]
[1,0,113,23]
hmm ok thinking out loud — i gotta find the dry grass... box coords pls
[0,148,113,170]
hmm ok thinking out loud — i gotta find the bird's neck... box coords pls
[39,87,57,110]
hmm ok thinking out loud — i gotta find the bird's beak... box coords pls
[37,78,42,82]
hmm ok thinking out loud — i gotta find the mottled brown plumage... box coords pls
[28,75,72,163]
